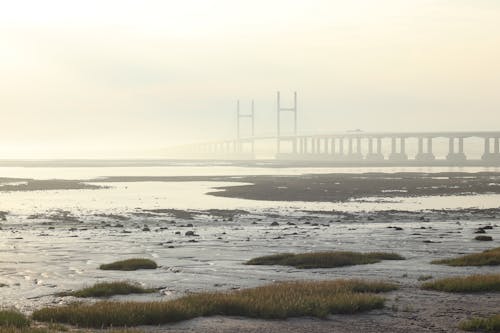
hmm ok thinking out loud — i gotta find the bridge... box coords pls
[171,92,500,166]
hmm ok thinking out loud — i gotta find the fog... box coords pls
[1,0,499,158]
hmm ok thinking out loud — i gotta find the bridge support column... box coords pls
[366,137,384,161]
[482,138,491,160]
[347,137,362,160]
[324,138,329,155]
[447,137,466,162]
[389,137,408,161]
[416,137,435,161]
[482,137,500,162]
[338,138,344,158]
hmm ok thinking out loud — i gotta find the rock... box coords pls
[185,231,198,237]
[270,221,279,226]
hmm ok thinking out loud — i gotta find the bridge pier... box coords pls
[336,138,345,159]
[346,137,362,160]
[366,137,384,160]
[416,137,435,161]
[447,137,467,162]
[482,137,500,162]
[389,137,408,161]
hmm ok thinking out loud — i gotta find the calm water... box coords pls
[1,164,500,216]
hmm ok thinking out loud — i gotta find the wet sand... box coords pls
[92,172,500,202]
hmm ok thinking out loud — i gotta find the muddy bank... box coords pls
[95,172,500,202]
[4,172,500,203]
[208,172,500,202]
[0,178,102,192]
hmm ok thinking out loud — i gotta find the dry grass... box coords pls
[422,274,500,293]
[99,259,157,271]
[417,275,433,281]
[32,279,397,328]
[0,328,142,333]
[0,328,52,333]
[0,310,30,328]
[459,314,500,332]
[58,281,155,298]
[432,247,500,267]
[246,251,404,269]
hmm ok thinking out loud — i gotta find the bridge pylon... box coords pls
[276,91,297,155]
[236,99,255,154]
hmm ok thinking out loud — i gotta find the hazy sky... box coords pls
[1,0,499,157]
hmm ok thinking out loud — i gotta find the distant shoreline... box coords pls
[0,158,500,168]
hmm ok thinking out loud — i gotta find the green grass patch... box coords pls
[459,314,500,332]
[422,274,500,293]
[0,310,30,328]
[32,279,397,328]
[99,259,157,271]
[58,281,155,298]
[245,251,405,269]
[432,247,500,267]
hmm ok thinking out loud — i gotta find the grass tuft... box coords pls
[0,328,142,333]
[475,235,493,241]
[32,279,397,328]
[245,251,405,269]
[422,274,500,293]
[58,281,155,298]
[417,275,433,281]
[0,310,30,328]
[459,314,500,332]
[432,247,500,267]
[0,328,52,333]
[99,259,157,271]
